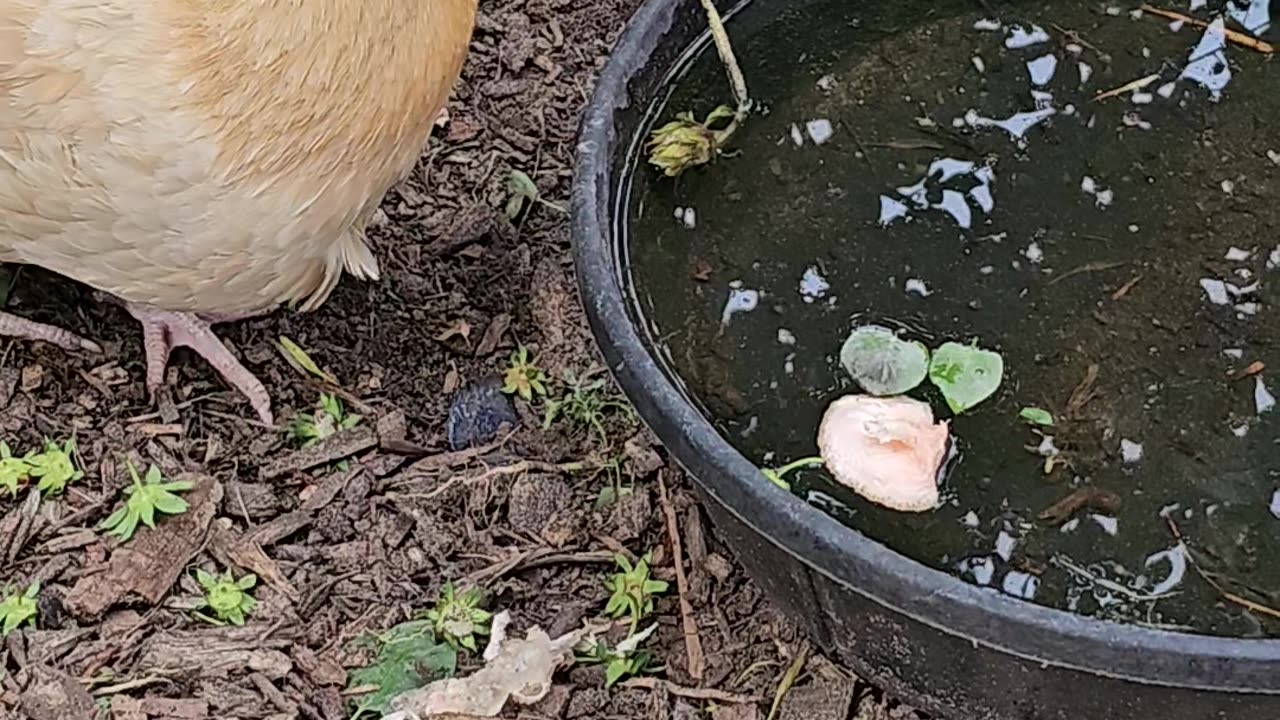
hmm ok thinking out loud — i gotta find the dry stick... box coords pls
[622,677,761,704]
[698,0,750,117]
[1139,4,1275,53]
[658,471,706,682]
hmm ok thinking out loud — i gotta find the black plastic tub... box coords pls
[570,1,1280,718]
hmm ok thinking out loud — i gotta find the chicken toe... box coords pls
[124,303,274,426]
[0,310,102,353]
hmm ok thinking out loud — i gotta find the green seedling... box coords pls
[423,582,492,653]
[501,344,548,402]
[0,581,38,636]
[0,442,32,496]
[100,461,193,542]
[289,392,362,448]
[576,624,658,688]
[1020,407,1055,426]
[760,456,824,491]
[192,568,258,626]
[604,553,668,634]
[27,438,81,495]
[543,368,634,441]
[505,169,567,220]
[348,620,456,719]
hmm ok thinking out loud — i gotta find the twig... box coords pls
[1093,73,1160,102]
[1048,261,1125,285]
[398,459,593,500]
[1111,274,1143,300]
[698,0,750,118]
[658,471,705,681]
[1139,5,1274,53]
[1165,518,1280,620]
[766,642,809,720]
[621,677,761,704]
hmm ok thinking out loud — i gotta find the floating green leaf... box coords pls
[839,325,930,396]
[928,342,1004,414]
[1019,407,1054,426]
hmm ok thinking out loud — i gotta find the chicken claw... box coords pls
[123,303,274,426]
[0,310,102,353]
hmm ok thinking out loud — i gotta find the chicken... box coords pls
[0,0,479,425]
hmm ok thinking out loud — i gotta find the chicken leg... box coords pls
[122,302,275,426]
[0,311,102,353]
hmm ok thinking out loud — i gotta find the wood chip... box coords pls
[136,626,293,681]
[1038,486,1123,525]
[258,425,377,480]
[64,476,220,619]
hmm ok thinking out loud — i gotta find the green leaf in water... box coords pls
[1019,406,1054,426]
[838,325,930,397]
[928,342,1004,414]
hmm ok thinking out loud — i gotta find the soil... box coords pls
[0,1,924,719]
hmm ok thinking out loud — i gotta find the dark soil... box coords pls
[0,2,922,719]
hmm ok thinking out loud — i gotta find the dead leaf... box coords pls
[1229,361,1265,380]
[692,258,713,282]
[435,319,473,343]
[20,363,44,392]
[474,314,512,357]
[277,336,339,385]
[1038,486,1122,525]
[385,613,597,719]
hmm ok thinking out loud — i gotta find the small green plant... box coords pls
[604,553,668,634]
[501,344,548,402]
[760,456,824,491]
[192,568,258,625]
[423,582,492,652]
[576,627,657,688]
[543,368,634,441]
[0,581,38,636]
[100,461,193,542]
[289,392,363,448]
[27,438,82,495]
[347,620,456,719]
[0,441,32,496]
[505,169,567,220]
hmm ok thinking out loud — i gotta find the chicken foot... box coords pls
[0,311,102,353]
[118,301,276,427]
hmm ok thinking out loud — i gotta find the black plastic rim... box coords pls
[571,0,1280,694]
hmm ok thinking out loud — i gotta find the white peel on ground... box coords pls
[385,614,596,719]
[816,395,950,512]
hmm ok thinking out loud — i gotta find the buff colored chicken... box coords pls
[0,0,479,425]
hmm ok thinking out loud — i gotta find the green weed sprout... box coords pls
[0,581,38,636]
[0,441,32,495]
[423,582,492,653]
[289,392,362,447]
[501,345,548,402]
[193,568,258,626]
[100,461,193,542]
[603,553,668,634]
[27,438,82,495]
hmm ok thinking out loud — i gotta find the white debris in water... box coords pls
[1200,278,1230,305]
[1270,150,1280,167]
[930,157,976,183]
[960,511,980,528]
[1065,43,1083,55]
[1005,23,1050,49]
[1077,61,1093,86]
[1226,246,1252,261]
[673,207,684,220]
[1120,439,1144,463]
[1268,246,1280,269]
[963,107,1056,143]
[776,328,796,345]
[1026,54,1058,86]
[1255,375,1276,413]
[1091,515,1119,536]
[720,286,760,325]
[1131,91,1154,104]
[789,123,804,147]
[1224,348,1245,359]
[816,74,836,91]
[1031,90,1055,110]
[905,278,932,297]
[995,531,1017,561]
[979,265,995,275]
[1190,0,1207,10]
[965,556,996,586]
[799,266,830,301]
[1233,423,1250,437]
[681,207,697,229]
[1236,302,1261,317]
[935,190,973,229]
[1157,81,1178,98]
[1271,489,1280,519]
[1060,518,1080,533]
[1229,0,1272,35]
[1170,19,1185,31]
[1222,179,1236,195]
[878,195,910,226]
[1036,435,1059,458]
[1159,503,1182,519]
[806,118,834,145]
[1122,112,1153,131]
[972,56,986,74]
[1023,242,1044,264]
[1180,18,1232,101]
[1080,176,1114,208]
[1002,571,1040,600]
[783,353,795,375]
[973,18,1002,31]
[1144,544,1189,595]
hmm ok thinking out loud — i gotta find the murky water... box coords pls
[621,0,1280,636]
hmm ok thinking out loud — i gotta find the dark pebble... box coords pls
[446,377,519,450]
